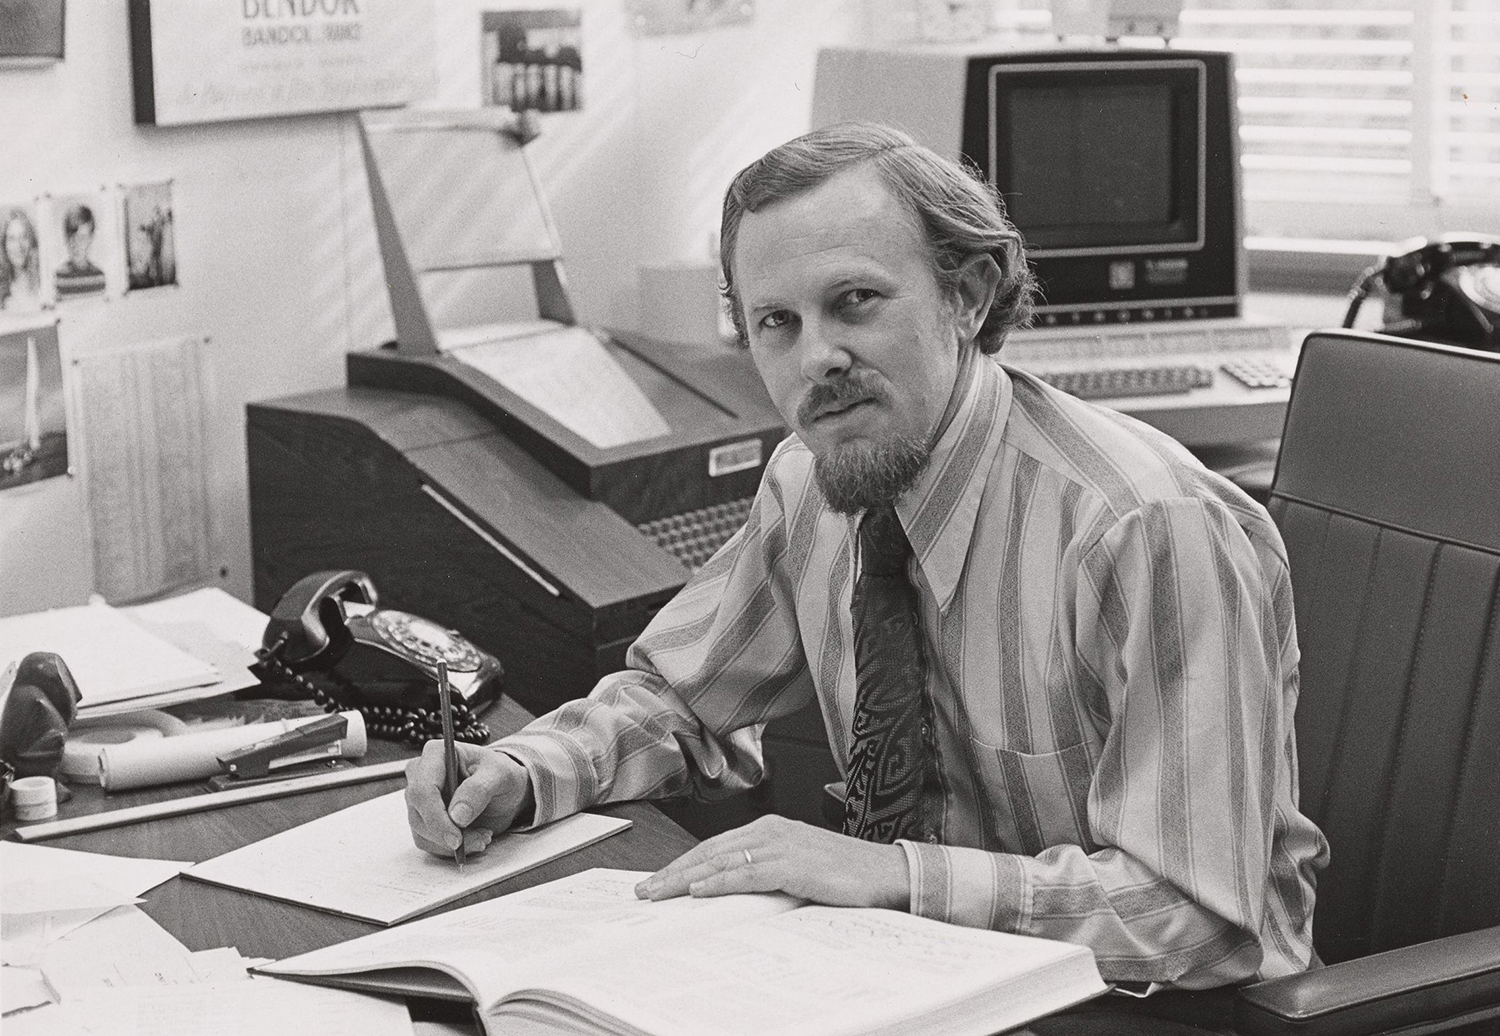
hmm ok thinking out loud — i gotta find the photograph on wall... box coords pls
[1,318,68,491]
[1,200,44,314]
[44,189,111,303]
[625,0,754,36]
[122,180,178,293]
[480,9,582,112]
[0,0,66,65]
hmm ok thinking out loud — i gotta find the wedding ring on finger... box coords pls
[742,848,754,867]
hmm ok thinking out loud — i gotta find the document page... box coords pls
[453,326,672,448]
[0,845,191,966]
[500,905,1105,1036]
[0,602,220,711]
[72,335,216,605]
[262,868,799,1011]
[186,791,633,925]
[3,977,415,1036]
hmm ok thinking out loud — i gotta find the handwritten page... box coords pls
[513,905,1105,1036]
[38,905,224,1000]
[185,791,633,925]
[262,868,798,1010]
[0,601,220,711]
[3,977,415,1036]
[453,326,672,448]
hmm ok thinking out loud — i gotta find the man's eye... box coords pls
[842,288,879,308]
[760,310,793,330]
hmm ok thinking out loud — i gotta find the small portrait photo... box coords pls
[0,202,45,314]
[123,180,178,293]
[1,320,69,491]
[46,190,112,304]
[481,9,582,113]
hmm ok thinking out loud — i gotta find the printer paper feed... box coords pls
[453,327,672,449]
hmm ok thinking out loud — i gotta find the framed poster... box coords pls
[127,0,433,126]
[0,0,65,66]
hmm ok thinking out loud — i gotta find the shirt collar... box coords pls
[895,356,1011,612]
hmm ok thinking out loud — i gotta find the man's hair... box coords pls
[63,204,95,239]
[719,122,1034,355]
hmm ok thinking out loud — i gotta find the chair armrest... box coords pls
[1234,926,1500,1036]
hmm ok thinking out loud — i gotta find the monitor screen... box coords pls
[810,46,1241,321]
[989,59,1205,258]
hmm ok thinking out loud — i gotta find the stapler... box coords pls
[210,713,355,789]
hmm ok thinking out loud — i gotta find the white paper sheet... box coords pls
[39,905,222,1000]
[2,966,55,1014]
[186,791,632,925]
[0,845,191,965]
[453,326,672,448]
[0,601,220,710]
[72,335,215,605]
[110,587,268,708]
[3,977,415,1036]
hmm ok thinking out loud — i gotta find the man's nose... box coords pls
[798,320,853,382]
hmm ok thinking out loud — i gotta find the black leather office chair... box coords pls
[1233,329,1500,1036]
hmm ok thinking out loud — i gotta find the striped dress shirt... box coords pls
[497,354,1329,989]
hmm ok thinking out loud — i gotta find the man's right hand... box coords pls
[405,741,535,857]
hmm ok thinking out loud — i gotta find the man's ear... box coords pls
[951,253,1003,344]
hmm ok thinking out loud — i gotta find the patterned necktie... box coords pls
[843,503,929,842]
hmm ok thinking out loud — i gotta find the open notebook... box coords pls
[260,867,1108,1036]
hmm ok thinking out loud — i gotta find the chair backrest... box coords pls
[1268,330,1500,967]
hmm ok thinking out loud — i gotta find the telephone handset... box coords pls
[252,570,502,745]
[1344,233,1500,351]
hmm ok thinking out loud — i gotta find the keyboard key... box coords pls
[1037,365,1214,400]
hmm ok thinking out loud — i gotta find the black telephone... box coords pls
[1344,233,1500,351]
[252,570,503,745]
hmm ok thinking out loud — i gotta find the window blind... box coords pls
[1005,0,1499,242]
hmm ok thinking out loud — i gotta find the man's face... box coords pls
[732,165,964,512]
[67,222,94,266]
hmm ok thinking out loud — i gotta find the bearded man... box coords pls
[406,123,1326,1031]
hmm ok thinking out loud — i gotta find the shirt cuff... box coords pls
[898,839,1027,932]
[490,730,599,828]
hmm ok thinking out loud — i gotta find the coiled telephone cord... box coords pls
[253,639,491,747]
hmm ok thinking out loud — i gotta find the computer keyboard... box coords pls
[638,497,756,572]
[1220,356,1293,390]
[1037,364,1215,399]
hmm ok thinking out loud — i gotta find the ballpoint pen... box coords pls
[437,659,466,872]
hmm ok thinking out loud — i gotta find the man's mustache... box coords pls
[797,373,883,427]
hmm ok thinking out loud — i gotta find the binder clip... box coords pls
[214,714,350,784]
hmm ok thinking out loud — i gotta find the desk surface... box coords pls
[4,695,697,963]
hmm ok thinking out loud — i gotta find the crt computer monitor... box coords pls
[810,46,1242,329]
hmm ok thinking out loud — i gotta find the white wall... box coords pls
[0,1,863,617]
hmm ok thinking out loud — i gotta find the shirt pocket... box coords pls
[967,738,1096,857]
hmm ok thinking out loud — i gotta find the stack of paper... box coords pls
[2,843,413,1036]
[0,588,267,718]
[0,843,190,968]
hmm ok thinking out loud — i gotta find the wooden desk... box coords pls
[5,695,697,963]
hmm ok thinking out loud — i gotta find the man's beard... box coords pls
[814,435,931,515]
[798,373,933,515]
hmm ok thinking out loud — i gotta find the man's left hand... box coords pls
[634,814,910,910]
